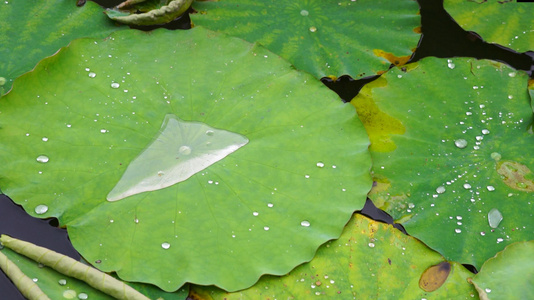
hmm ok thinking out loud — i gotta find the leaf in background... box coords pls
[0,0,124,95]
[444,0,534,53]
[353,57,534,269]
[0,27,372,292]
[191,0,421,79]
[469,241,534,300]
[189,214,477,299]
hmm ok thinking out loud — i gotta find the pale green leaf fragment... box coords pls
[105,0,193,25]
[0,250,50,300]
[0,235,150,300]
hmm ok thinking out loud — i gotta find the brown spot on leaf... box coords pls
[419,261,451,292]
[496,160,534,192]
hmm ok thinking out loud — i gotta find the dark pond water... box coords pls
[1,0,532,297]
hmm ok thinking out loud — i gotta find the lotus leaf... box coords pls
[191,0,421,79]
[354,57,534,269]
[0,27,372,291]
[189,214,477,299]
[469,240,534,300]
[0,0,124,95]
[444,0,534,53]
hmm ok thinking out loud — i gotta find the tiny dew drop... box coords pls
[252,211,259,216]
[491,152,502,161]
[455,228,461,233]
[35,204,48,215]
[178,145,192,155]
[88,72,96,78]
[481,129,490,135]
[161,242,171,249]
[58,279,67,286]
[488,208,503,228]
[463,183,472,189]
[309,26,317,32]
[436,186,446,194]
[111,82,120,89]
[300,220,310,227]
[487,186,495,191]
[368,242,375,248]
[300,9,309,16]
[454,139,467,149]
[205,130,214,136]
[264,226,270,231]
[316,162,324,168]
[36,155,49,163]
[78,293,88,300]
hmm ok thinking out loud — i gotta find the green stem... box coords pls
[0,249,51,300]
[106,0,193,26]
[0,235,151,300]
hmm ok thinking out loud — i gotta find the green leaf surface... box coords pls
[0,27,372,292]
[0,0,124,95]
[469,240,534,300]
[189,214,477,299]
[191,0,421,79]
[354,57,534,269]
[444,0,534,52]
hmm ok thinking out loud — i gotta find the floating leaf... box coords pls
[469,241,534,300]
[190,214,477,299]
[0,27,372,291]
[191,0,421,79]
[354,57,534,269]
[0,0,124,95]
[444,0,534,52]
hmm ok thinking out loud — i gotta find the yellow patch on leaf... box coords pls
[373,49,411,66]
[351,77,406,152]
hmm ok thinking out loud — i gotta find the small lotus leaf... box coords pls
[191,0,421,79]
[0,0,124,95]
[353,57,534,269]
[469,241,534,300]
[0,27,372,291]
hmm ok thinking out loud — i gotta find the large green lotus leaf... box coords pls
[469,240,534,300]
[444,0,534,53]
[1,247,189,299]
[0,0,124,95]
[190,0,421,79]
[353,57,534,269]
[0,27,372,292]
[189,214,477,299]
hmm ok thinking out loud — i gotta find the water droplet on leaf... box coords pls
[36,155,49,163]
[488,208,503,228]
[436,186,446,194]
[88,72,96,78]
[300,220,310,227]
[35,204,48,215]
[161,242,171,249]
[454,139,467,149]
